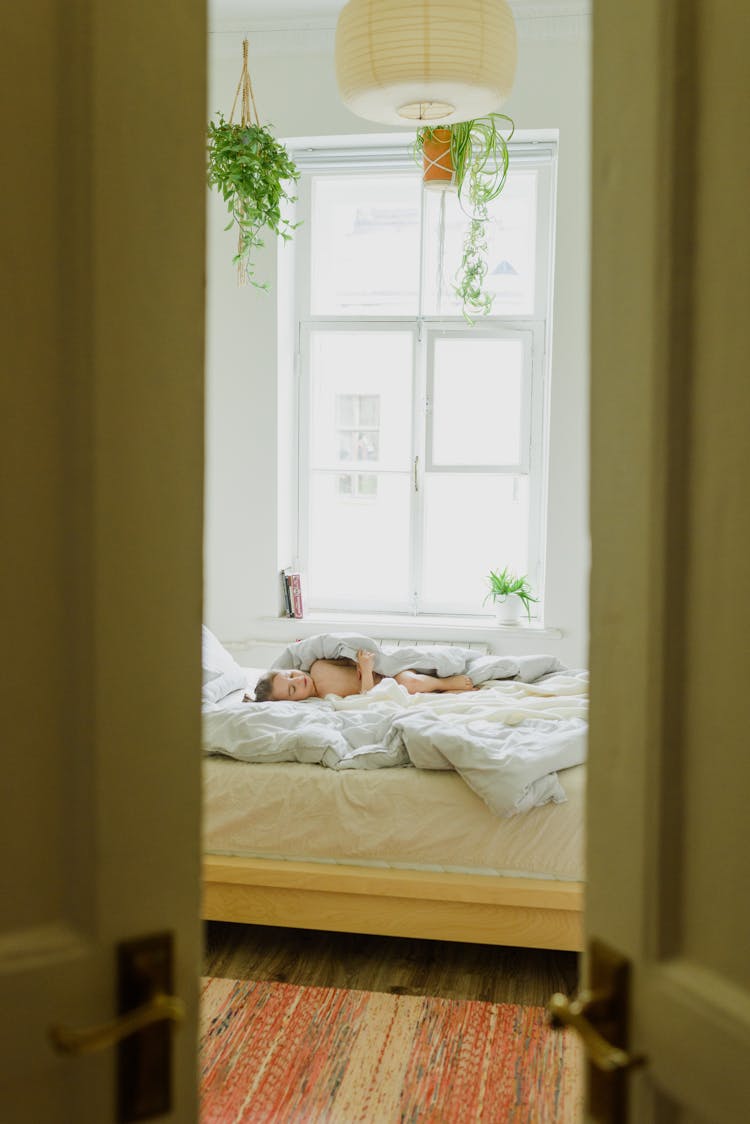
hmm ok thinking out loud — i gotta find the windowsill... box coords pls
[257,612,563,642]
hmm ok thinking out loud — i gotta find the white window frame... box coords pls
[284,133,558,620]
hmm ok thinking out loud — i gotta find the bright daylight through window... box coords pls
[288,137,556,618]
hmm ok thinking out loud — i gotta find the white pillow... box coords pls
[201,626,247,704]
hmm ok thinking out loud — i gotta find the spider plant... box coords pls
[415,113,514,322]
[483,567,538,621]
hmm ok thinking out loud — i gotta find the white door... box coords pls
[0,3,206,1121]
[587,1,750,1121]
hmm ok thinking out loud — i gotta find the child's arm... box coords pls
[356,649,376,693]
[310,658,362,698]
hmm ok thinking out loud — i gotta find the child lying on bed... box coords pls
[251,649,475,702]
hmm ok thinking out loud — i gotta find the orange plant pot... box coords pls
[421,128,454,189]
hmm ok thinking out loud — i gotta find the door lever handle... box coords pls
[49,992,185,1057]
[548,990,645,1072]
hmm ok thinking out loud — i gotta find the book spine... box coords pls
[289,572,303,619]
[280,569,293,617]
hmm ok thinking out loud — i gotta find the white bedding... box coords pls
[203,653,588,818]
[272,632,567,686]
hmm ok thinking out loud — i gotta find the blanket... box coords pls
[270,632,564,686]
[203,635,588,818]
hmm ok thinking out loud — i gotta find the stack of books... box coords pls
[280,569,303,618]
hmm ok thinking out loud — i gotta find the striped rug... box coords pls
[201,977,583,1122]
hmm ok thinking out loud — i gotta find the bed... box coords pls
[201,632,586,952]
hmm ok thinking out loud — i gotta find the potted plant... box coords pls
[419,126,454,187]
[415,113,514,322]
[483,567,538,624]
[207,112,300,289]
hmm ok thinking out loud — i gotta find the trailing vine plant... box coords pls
[207,40,300,288]
[415,113,514,322]
[455,211,493,320]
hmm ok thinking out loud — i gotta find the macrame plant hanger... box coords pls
[229,38,261,285]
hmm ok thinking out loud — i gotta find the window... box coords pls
[335,394,381,494]
[287,136,556,617]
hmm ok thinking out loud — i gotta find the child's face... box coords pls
[270,669,316,701]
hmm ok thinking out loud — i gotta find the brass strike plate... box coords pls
[117,932,174,1123]
[588,938,631,1124]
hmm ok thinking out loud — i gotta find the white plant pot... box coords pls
[494,594,523,625]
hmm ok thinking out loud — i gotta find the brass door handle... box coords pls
[548,990,645,1073]
[49,992,186,1057]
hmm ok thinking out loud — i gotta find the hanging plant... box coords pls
[415,113,514,322]
[419,127,454,187]
[207,40,300,288]
[455,214,493,320]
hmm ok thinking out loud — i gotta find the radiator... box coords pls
[225,636,492,665]
[379,638,490,654]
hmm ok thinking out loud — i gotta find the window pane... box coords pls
[311,174,421,315]
[337,429,380,463]
[307,330,414,607]
[336,395,357,426]
[432,337,524,466]
[337,473,378,497]
[309,332,413,472]
[357,474,378,496]
[358,396,380,427]
[422,168,538,316]
[421,474,530,609]
[309,473,411,604]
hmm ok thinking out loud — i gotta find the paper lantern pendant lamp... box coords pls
[335,0,518,127]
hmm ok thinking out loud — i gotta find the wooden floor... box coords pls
[203,921,579,1007]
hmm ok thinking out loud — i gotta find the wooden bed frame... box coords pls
[203,854,585,952]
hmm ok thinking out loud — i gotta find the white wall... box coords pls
[205,17,591,667]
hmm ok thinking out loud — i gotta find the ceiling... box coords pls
[210,0,342,21]
[209,0,591,30]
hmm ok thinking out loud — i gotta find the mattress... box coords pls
[203,757,585,882]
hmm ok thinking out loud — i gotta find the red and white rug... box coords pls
[201,976,582,1122]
